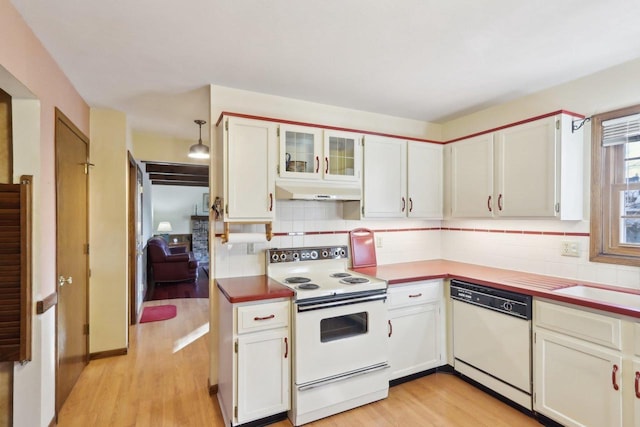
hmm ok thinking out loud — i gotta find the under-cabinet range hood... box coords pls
[275,182,361,201]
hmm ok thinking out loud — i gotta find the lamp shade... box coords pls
[188,142,210,159]
[157,221,173,232]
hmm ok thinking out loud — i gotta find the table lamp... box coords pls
[157,221,173,241]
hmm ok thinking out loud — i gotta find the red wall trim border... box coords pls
[214,227,590,238]
[216,109,585,146]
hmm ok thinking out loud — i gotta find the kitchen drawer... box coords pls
[388,280,441,309]
[237,300,289,334]
[535,300,622,350]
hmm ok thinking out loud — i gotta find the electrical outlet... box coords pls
[561,241,580,257]
[375,236,383,248]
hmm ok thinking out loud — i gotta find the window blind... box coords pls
[602,113,640,146]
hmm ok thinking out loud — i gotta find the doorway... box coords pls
[54,109,89,413]
[128,153,144,324]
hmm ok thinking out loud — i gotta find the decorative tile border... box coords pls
[214,227,589,238]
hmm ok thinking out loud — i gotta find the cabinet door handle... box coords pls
[253,314,275,321]
[498,194,503,211]
[487,195,492,212]
[612,364,619,391]
[316,156,320,173]
[409,293,422,298]
[284,337,289,359]
[401,197,406,212]
[324,157,328,174]
[635,372,640,398]
[269,193,273,212]
[388,319,392,337]
[409,197,413,212]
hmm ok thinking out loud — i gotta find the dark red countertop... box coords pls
[216,259,640,318]
[216,275,293,303]
[353,259,640,319]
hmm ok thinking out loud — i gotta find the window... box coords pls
[591,104,640,265]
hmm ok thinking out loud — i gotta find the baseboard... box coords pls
[389,364,454,387]
[89,347,127,360]
[208,379,218,395]
[48,414,56,427]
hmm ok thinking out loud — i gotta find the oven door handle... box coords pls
[297,363,390,391]
[296,293,387,312]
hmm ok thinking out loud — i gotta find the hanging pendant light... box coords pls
[188,119,209,159]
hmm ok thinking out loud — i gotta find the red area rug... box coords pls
[140,305,177,323]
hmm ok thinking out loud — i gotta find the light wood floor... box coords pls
[57,299,541,427]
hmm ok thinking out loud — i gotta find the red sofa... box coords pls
[147,237,198,283]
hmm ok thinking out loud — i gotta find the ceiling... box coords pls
[10,0,640,140]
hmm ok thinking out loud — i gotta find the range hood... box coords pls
[275,182,361,201]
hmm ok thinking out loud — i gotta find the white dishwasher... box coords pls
[451,280,533,411]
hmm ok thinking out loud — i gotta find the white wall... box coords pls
[151,185,206,234]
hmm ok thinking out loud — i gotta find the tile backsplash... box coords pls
[212,203,640,290]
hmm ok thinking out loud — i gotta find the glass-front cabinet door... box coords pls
[323,130,361,182]
[279,124,322,180]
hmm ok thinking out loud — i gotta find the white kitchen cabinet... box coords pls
[450,113,583,219]
[633,359,640,427]
[217,116,277,221]
[450,133,494,218]
[387,280,445,381]
[534,329,623,427]
[278,124,323,180]
[361,135,407,218]
[347,135,442,219]
[278,125,362,183]
[534,300,624,427]
[218,295,290,426]
[407,141,443,219]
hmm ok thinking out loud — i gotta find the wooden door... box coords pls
[55,109,89,412]
[128,153,143,324]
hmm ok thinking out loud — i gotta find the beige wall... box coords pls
[89,109,129,353]
[133,130,210,166]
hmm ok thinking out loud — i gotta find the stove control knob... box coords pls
[271,254,279,262]
[292,252,300,260]
[502,302,513,312]
[310,250,318,259]
[340,249,346,257]
[280,253,287,261]
[322,250,329,258]
[333,249,340,257]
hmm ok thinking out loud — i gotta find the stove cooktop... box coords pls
[266,246,386,300]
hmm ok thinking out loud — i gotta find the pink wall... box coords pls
[0,0,90,296]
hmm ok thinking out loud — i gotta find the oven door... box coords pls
[294,292,388,385]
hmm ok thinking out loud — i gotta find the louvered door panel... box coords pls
[0,177,31,362]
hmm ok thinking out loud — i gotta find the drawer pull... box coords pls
[388,319,392,337]
[612,364,619,391]
[254,314,275,321]
[635,372,640,398]
[408,293,423,298]
[284,337,289,359]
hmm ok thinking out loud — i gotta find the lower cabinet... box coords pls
[534,329,623,427]
[218,293,290,426]
[387,280,445,381]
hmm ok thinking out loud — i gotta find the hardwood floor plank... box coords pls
[58,298,541,427]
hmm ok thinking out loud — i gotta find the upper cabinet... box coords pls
[346,135,442,219]
[449,113,583,220]
[217,115,277,222]
[278,125,361,183]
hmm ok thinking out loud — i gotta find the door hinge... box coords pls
[225,204,229,215]
[234,341,238,353]
[534,332,536,343]
[556,119,560,130]
[225,119,228,131]
[234,406,238,418]
[277,164,280,174]
[85,243,90,255]
[277,127,280,137]
[89,268,91,278]
[84,324,89,335]
[555,202,560,213]
[361,205,364,215]
[361,137,365,146]
[533,392,536,403]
